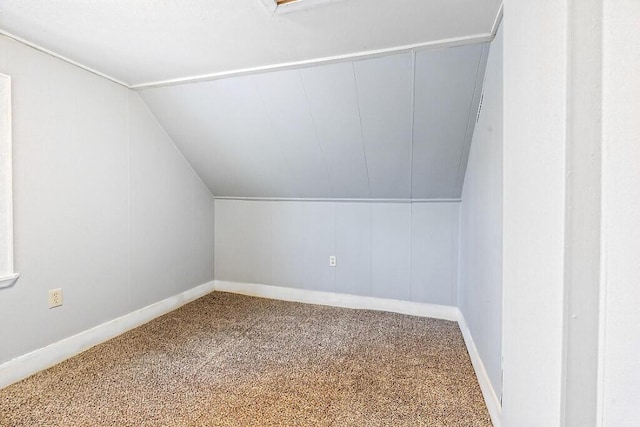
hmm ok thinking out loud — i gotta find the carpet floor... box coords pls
[0,292,492,426]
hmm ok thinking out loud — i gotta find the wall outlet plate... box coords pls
[329,255,337,267]
[48,288,63,308]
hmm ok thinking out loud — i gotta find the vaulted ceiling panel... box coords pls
[139,76,293,198]
[2,1,501,200]
[353,53,414,199]
[139,44,489,200]
[412,44,488,198]
[251,70,333,198]
[299,62,370,198]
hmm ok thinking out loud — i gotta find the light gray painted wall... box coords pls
[215,199,459,306]
[458,24,503,401]
[139,44,488,200]
[0,36,215,364]
[412,43,488,198]
[599,2,640,424]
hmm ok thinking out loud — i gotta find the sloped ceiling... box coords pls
[140,43,488,199]
[1,1,498,200]
[0,0,501,86]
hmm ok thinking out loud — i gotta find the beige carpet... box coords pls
[0,292,492,426]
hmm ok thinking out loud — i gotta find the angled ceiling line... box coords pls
[350,62,372,198]
[297,70,335,198]
[490,3,504,39]
[0,3,503,91]
[0,29,130,88]
[131,32,496,90]
[132,91,216,199]
[454,43,488,196]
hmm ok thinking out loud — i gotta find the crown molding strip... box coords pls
[491,3,504,37]
[0,29,131,88]
[132,2,503,89]
[0,2,502,91]
[214,197,461,203]
[131,32,494,90]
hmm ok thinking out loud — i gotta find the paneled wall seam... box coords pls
[409,203,414,300]
[350,63,372,197]
[409,51,417,199]
[298,70,334,197]
[370,203,374,296]
[215,200,458,304]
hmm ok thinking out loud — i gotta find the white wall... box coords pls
[502,1,569,425]
[599,1,640,424]
[459,23,503,401]
[0,73,13,278]
[215,200,459,306]
[0,36,215,364]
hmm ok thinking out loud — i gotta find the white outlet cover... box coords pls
[48,288,63,308]
[329,256,337,267]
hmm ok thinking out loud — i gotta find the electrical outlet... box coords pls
[48,288,63,308]
[329,255,337,267]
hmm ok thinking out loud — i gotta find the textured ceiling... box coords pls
[0,0,501,86]
[140,43,489,199]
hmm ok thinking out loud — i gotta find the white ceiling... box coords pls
[0,0,501,86]
[140,43,489,199]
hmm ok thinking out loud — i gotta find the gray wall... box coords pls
[215,199,459,306]
[458,24,503,398]
[0,36,215,364]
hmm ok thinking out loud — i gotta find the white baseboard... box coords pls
[457,309,502,427]
[0,280,216,390]
[1,278,500,427]
[214,280,459,321]
[216,281,499,425]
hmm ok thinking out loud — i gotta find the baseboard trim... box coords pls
[215,281,500,425]
[1,278,501,426]
[0,280,216,390]
[457,309,502,427]
[214,280,459,321]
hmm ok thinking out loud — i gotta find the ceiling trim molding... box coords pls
[214,197,461,203]
[260,0,349,16]
[132,3,503,89]
[132,32,495,89]
[0,2,502,91]
[0,29,130,88]
[491,2,504,37]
